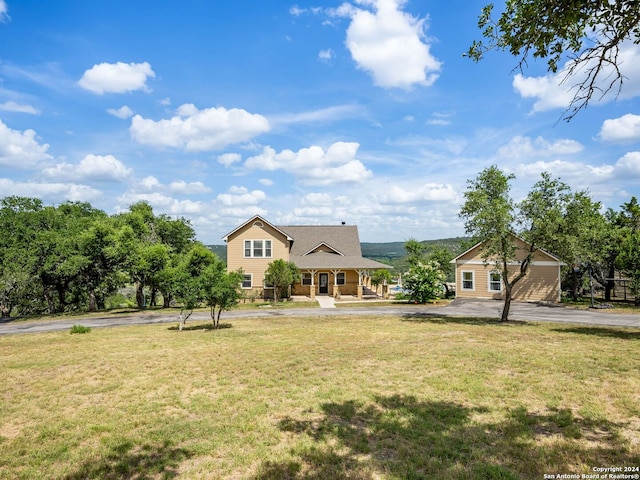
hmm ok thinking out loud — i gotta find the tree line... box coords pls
[460,167,640,320]
[0,196,241,322]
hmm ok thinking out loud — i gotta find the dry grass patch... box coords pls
[0,315,638,479]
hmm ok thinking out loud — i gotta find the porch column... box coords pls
[356,269,365,299]
[308,269,317,300]
[331,269,342,298]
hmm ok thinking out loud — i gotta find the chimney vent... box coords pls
[341,221,346,225]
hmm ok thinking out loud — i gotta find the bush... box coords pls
[403,261,446,304]
[70,325,92,334]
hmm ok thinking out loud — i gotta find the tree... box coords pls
[404,238,427,267]
[403,261,446,304]
[200,262,243,329]
[459,166,528,322]
[371,269,393,295]
[264,259,300,303]
[467,1,640,120]
[616,197,640,305]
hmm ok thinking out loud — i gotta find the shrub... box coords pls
[403,261,446,304]
[70,325,92,334]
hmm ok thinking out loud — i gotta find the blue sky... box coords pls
[1,0,639,243]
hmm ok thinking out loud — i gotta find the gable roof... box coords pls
[278,225,362,257]
[221,215,293,242]
[450,234,564,264]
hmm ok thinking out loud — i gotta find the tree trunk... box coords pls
[163,292,172,308]
[88,289,98,312]
[150,288,157,307]
[501,285,512,322]
[136,282,145,308]
[604,264,615,301]
[571,269,580,301]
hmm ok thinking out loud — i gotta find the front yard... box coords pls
[1,314,638,479]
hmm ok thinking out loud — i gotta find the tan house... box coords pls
[451,235,565,302]
[222,215,392,299]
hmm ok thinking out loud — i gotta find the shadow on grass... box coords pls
[254,394,638,480]
[63,439,191,480]
[167,322,232,331]
[401,312,526,327]
[550,326,640,340]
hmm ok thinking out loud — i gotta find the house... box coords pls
[451,235,565,302]
[222,215,393,299]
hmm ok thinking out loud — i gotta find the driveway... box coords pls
[1,299,639,335]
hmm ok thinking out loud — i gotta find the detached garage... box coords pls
[451,236,565,303]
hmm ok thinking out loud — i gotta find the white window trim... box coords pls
[461,271,475,291]
[242,273,253,289]
[488,271,502,292]
[243,239,273,258]
[336,272,346,285]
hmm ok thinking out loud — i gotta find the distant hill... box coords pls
[208,237,470,270]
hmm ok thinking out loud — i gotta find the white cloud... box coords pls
[0,178,102,202]
[245,141,372,185]
[107,105,134,119]
[138,175,162,191]
[0,0,9,22]
[513,41,640,113]
[497,135,584,160]
[290,5,305,16]
[41,154,132,182]
[376,183,457,204]
[259,178,274,186]
[270,104,364,125]
[159,97,171,106]
[117,191,203,215]
[216,186,266,206]
[339,0,441,89]
[78,62,155,95]
[0,101,39,114]
[130,104,270,151]
[218,152,242,167]
[599,114,640,142]
[169,180,211,194]
[0,120,52,168]
[615,151,640,176]
[318,49,334,62]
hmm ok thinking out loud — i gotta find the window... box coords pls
[489,272,502,292]
[462,271,474,290]
[336,272,346,285]
[242,274,252,289]
[302,273,312,286]
[243,239,272,258]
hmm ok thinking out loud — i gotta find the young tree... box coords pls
[459,166,526,322]
[200,261,243,329]
[403,261,446,304]
[467,1,640,120]
[264,259,300,303]
[371,269,393,295]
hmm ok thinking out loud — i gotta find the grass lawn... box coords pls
[1,314,638,479]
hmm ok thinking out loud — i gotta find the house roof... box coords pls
[221,215,293,242]
[450,234,565,264]
[290,252,392,270]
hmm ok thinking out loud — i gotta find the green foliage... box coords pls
[370,269,393,294]
[264,259,300,303]
[467,0,640,120]
[403,261,445,304]
[70,325,91,334]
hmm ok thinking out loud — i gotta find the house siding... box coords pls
[453,236,563,303]
[226,221,289,289]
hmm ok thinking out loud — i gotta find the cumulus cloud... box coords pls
[497,135,584,160]
[0,101,39,114]
[217,186,266,206]
[513,41,640,113]
[599,114,640,142]
[78,62,155,94]
[130,104,270,151]
[244,141,372,185]
[0,120,52,168]
[41,154,132,182]
[615,151,640,176]
[376,183,457,204]
[336,0,441,89]
[117,191,203,215]
[107,105,134,119]
[218,152,242,167]
[169,180,211,194]
[0,178,102,202]
[318,49,334,62]
[0,0,9,22]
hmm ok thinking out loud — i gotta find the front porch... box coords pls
[292,269,390,300]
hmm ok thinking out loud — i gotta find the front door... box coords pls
[319,273,329,294]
